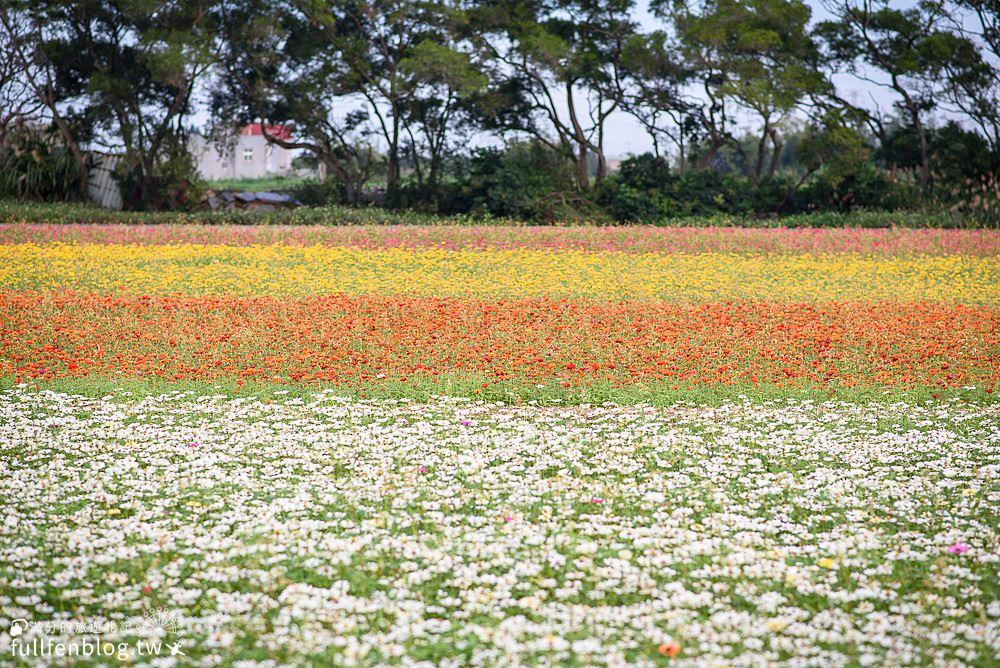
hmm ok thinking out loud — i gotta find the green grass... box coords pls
[2,374,994,408]
[204,176,311,192]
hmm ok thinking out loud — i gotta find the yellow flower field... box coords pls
[2,242,997,302]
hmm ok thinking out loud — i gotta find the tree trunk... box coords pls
[324,155,356,206]
[595,118,607,186]
[428,154,441,207]
[678,128,687,175]
[752,122,770,186]
[387,109,401,205]
[696,132,724,171]
[913,113,930,190]
[49,109,89,194]
[564,81,591,191]
[346,155,363,206]
[575,142,589,191]
[765,129,783,183]
[343,178,356,206]
[895,79,930,191]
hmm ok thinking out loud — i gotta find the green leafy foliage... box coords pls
[442,142,584,221]
[0,124,84,201]
[0,200,983,229]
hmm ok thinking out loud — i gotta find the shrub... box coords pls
[936,174,1000,226]
[293,179,343,207]
[599,155,768,221]
[0,124,85,202]
[0,199,987,229]
[443,142,584,222]
[799,161,911,212]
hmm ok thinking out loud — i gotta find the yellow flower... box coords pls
[2,243,994,303]
[766,619,789,633]
[818,558,837,569]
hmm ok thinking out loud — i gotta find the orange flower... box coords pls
[1,293,996,393]
[657,642,681,657]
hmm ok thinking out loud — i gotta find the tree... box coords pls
[397,32,486,203]
[0,7,43,136]
[212,0,376,205]
[954,0,999,58]
[290,0,477,206]
[782,110,870,207]
[618,30,700,171]
[0,2,90,191]
[470,0,636,190]
[665,0,828,185]
[816,0,985,190]
[947,1,1000,151]
[0,11,84,202]
[5,0,216,209]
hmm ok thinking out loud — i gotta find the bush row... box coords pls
[0,199,984,229]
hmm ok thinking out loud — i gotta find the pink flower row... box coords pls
[2,223,998,255]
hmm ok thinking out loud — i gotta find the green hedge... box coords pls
[0,201,502,227]
[0,199,987,228]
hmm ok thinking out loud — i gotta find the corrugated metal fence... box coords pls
[87,153,123,210]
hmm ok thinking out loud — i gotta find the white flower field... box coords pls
[1,388,996,666]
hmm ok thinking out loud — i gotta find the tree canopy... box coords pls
[0,0,997,217]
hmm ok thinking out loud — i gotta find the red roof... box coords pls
[241,123,292,141]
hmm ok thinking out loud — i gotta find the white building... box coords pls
[191,124,295,181]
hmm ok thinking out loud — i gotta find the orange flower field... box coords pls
[2,294,997,393]
[1,224,996,399]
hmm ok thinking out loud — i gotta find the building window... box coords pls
[243,148,254,162]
